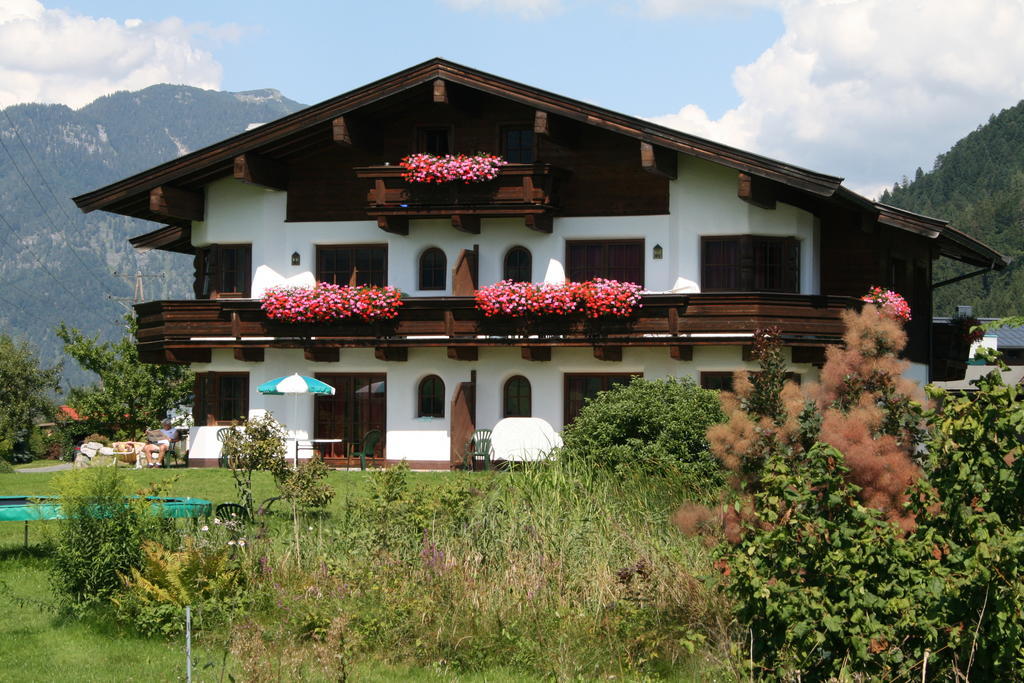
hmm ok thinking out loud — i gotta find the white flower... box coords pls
[200,525,209,532]
[214,518,221,525]
[238,539,246,547]
[228,540,236,546]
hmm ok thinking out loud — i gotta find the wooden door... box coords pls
[314,374,386,466]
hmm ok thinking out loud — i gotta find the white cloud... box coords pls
[649,0,1024,197]
[636,0,780,18]
[0,1,229,109]
[440,0,565,20]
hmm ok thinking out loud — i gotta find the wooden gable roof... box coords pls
[73,58,1006,269]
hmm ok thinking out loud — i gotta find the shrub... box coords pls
[559,377,724,480]
[0,459,12,473]
[49,467,171,612]
[277,456,336,513]
[220,413,288,515]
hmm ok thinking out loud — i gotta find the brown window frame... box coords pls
[502,246,532,283]
[503,375,532,418]
[700,235,800,293]
[193,244,251,299]
[418,375,445,418]
[563,373,640,426]
[501,124,536,164]
[565,239,645,285]
[316,244,388,286]
[419,247,447,291]
[314,373,387,461]
[416,125,453,156]
[700,370,802,392]
[193,372,249,426]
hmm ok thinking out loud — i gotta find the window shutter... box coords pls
[193,373,206,426]
[193,249,208,299]
[206,371,220,425]
[206,246,221,298]
[239,246,252,297]
[783,238,800,293]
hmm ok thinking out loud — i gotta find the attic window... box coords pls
[502,126,535,163]
[419,127,451,155]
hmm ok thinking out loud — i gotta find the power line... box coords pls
[0,110,119,298]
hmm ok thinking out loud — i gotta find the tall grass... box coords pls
[236,460,736,679]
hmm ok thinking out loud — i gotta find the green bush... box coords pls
[49,467,172,613]
[559,377,725,480]
[0,459,12,473]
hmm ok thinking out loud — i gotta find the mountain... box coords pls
[880,101,1024,318]
[0,85,306,387]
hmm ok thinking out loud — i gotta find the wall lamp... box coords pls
[291,251,301,266]
[652,244,664,260]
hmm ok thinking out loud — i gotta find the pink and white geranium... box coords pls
[399,153,508,184]
[861,286,911,321]
[262,283,404,323]
[475,279,643,319]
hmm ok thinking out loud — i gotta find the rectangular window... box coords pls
[566,240,644,285]
[418,127,451,155]
[502,126,535,163]
[700,371,801,392]
[564,373,638,425]
[701,236,799,293]
[193,373,249,426]
[194,244,252,299]
[316,245,387,286]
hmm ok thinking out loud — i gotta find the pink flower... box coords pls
[262,283,404,323]
[861,286,911,321]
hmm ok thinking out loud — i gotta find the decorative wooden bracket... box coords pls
[233,153,287,191]
[332,116,353,146]
[165,348,211,364]
[737,173,777,210]
[234,348,265,362]
[374,347,408,362]
[791,346,826,366]
[150,185,204,222]
[376,216,409,235]
[640,142,677,180]
[534,110,578,148]
[668,344,693,361]
[524,214,552,233]
[433,79,448,104]
[593,346,622,362]
[521,346,551,362]
[447,346,478,361]
[451,214,480,234]
[304,347,339,363]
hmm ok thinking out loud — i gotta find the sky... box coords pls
[2,0,1024,198]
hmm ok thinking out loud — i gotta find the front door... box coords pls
[314,374,386,465]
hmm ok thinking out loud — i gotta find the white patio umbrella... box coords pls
[257,374,336,465]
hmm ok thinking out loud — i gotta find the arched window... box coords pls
[503,246,532,282]
[419,248,446,291]
[503,375,532,418]
[418,375,445,418]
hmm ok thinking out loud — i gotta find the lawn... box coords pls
[0,467,522,682]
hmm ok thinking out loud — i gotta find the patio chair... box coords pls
[465,429,493,471]
[216,427,232,468]
[352,429,382,471]
[214,502,250,522]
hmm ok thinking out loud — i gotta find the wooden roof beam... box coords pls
[376,215,409,236]
[525,214,552,233]
[374,347,408,362]
[451,214,480,234]
[593,346,622,362]
[433,78,448,104]
[521,346,551,362]
[149,185,204,222]
[233,153,287,191]
[738,172,777,210]
[448,346,478,361]
[640,142,677,180]
[332,116,352,146]
[304,347,340,363]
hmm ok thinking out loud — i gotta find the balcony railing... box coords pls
[134,293,861,363]
[353,163,566,227]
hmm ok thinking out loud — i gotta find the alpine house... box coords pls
[73,59,1006,468]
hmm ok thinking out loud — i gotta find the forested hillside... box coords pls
[0,85,305,386]
[881,100,1024,318]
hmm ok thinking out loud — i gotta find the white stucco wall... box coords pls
[188,345,821,464]
[193,158,820,296]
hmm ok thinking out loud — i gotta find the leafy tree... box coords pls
[0,334,60,460]
[56,316,193,440]
[219,412,289,516]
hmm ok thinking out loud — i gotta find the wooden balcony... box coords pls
[353,163,567,234]
[134,292,862,364]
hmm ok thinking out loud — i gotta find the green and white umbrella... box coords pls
[257,374,335,464]
[257,374,336,396]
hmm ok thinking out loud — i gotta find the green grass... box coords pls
[0,468,509,681]
[13,460,65,470]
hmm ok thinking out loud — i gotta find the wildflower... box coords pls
[238,539,246,547]
[214,517,221,525]
[200,525,209,532]
[228,540,236,546]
